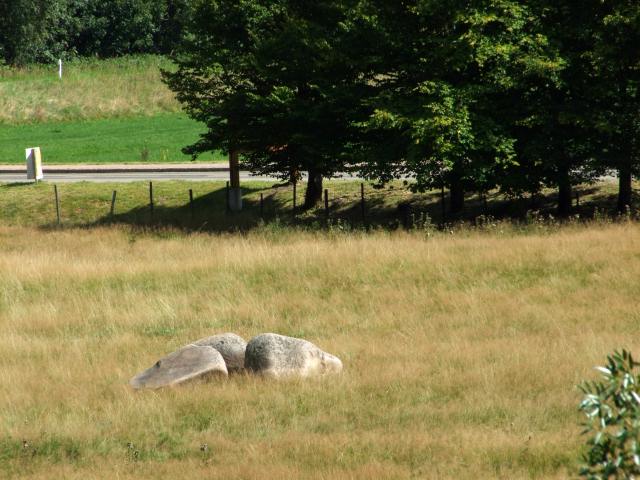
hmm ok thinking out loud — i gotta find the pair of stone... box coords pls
[130,333,343,389]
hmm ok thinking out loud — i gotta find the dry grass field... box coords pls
[0,56,180,125]
[1,223,639,478]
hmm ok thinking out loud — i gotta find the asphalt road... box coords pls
[0,170,364,183]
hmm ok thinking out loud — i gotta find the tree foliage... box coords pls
[579,350,640,479]
[164,0,372,207]
[356,0,562,213]
[68,0,166,58]
[4,0,640,215]
[0,0,190,65]
[161,0,640,213]
[591,1,640,211]
[0,0,70,65]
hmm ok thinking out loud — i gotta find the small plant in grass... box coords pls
[126,442,139,463]
[140,142,150,162]
[578,350,640,479]
[200,443,211,464]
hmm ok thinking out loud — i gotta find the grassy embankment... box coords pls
[0,177,629,230]
[0,222,638,479]
[0,56,223,163]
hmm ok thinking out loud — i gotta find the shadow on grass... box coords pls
[1,182,35,188]
[31,181,635,234]
[93,185,269,233]
[84,183,432,233]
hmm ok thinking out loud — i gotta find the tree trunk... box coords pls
[557,169,572,217]
[449,174,465,216]
[304,169,323,209]
[617,163,632,213]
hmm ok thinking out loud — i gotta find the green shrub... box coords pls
[579,350,640,479]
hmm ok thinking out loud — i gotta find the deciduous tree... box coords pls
[356,0,559,215]
[164,0,370,208]
[591,0,640,212]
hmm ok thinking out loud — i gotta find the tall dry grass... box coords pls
[0,56,180,125]
[1,224,639,478]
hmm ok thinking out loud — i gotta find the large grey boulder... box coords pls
[245,333,343,378]
[194,333,247,372]
[130,344,228,389]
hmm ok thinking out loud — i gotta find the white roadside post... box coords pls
[58,59,62,79]
[26,147,44,182]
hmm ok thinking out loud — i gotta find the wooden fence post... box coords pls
[54,184,60,225]
[360,183,366,224]
[110,190,117,217]
[149,182,154,220]
[440,185,446,225]
[292,181,297,215]
[324,189,329,218]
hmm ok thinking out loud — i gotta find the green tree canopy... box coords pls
[0,0,190,65]
[0,0,71,65]
[164,0,373,208]
[355,0,562,214]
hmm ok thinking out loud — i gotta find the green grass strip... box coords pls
[0,113,224,164]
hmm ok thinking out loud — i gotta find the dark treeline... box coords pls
[163,0,640,216]
[0,0,189,65]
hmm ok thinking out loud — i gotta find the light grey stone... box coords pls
[245,333,343,378]
[193,333,247,372]
[130,344,228,389]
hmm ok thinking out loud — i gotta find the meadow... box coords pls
[0,56,179,124]
[0,114,225,164]
[0,221,638,479]
[1,53,638,479]
[0,56,220,164]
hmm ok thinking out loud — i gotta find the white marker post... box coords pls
[58,59,62,79]
[26,147,44,182]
